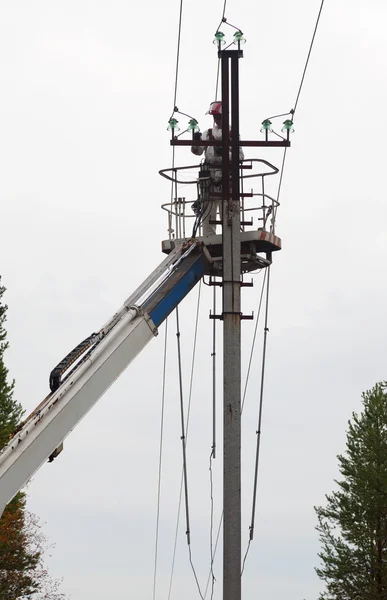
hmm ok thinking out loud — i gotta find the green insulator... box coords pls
[168,118,179,131]
[233,30,246,44]
[188,119,200,133]
[281,119,294,133]
[260,119,272,132]
[213,31,226,45]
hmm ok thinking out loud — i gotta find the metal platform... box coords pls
[162,229,281,274]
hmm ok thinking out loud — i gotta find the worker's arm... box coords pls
[239,142,245,161]
[191,129,207,156]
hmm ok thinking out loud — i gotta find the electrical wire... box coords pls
[169,0,185,120]
[208,452,216,600]
[152,320,169,600]
[214,0,227,100]
[202,271,268,591]
[208,285,218,599]
[242,267,272,572]
[204,513,223,598]
[274,0,325,210]
[167,284,203,600]
[241,270,267,413]
[293,0,326,117]
[217,0,227,32]
[175,307,191,548]
[211,285,217,459]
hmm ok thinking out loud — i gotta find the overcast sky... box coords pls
[1,1,387,599]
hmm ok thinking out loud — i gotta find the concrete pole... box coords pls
[222,49,242,600]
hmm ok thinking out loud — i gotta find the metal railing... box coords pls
[159,159,280,241]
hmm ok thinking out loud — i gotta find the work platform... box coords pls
[159,158,282,274]
[161,228,281,274]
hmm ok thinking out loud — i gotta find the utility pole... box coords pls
[169,44,290,600]
[221,48,242,600]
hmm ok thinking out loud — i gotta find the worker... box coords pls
[191,101,244,235]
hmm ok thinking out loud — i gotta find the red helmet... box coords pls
[206,101,222,115]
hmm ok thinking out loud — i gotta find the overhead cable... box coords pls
[211,286,217,458]
[214,0,228,99]
[167,284,203,600]
[275,0,326,208]
[204,271,268,590]
[208,452,216,600]
[170,0,185,120]
[175,307,191,547]
[152,320,169,600]
[293,0,326,117]
[241,270,268,413]
[176,301,205,600]
[242,267,272,573]
[204,513,223,598]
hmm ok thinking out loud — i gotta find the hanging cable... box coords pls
[242,267,272,573]
[175,303,205,600]
[169,0,185,120]
[274,0,325,212]
[208,284,218,599]
[293,0,325,117]
[214,0,227,100]
[241,270,267,413]
[167,284,203,600]
[203,271,267,592]
[152,320,169,600]
[175,307,191,546]
[204,513,223,598]
[208,452,216,600]
[211,285,217,458]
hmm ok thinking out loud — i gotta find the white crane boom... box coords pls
[0,241,209,515]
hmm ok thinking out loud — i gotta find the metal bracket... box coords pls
[209,279,254,287]
[209,312,254,320]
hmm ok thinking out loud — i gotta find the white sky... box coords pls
[1,1,387,599]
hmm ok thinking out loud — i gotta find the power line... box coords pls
[175,307,191,548]
[241,271,267,413]
[214,0,228,99]
[167,284,203,600]
[152,320,169,600]
[170,0,184,119]
[275,0,325,209]
[204,513,223,598]
[203,271,268,591]
[242,267,272,572]
[293,0,326,117]
[209,452,216,600]
[211,285,217,458]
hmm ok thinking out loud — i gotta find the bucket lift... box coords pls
[159,158,283,274]
[0,40,292,600]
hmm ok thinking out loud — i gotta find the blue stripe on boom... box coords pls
[145,256,206,327]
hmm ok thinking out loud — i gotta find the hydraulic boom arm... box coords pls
[0,241,209,515]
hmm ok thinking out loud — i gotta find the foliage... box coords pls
[315,382,387,600]
[0,278,24,451]
[0,278,67,599]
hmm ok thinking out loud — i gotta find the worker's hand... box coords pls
[193,132,202,140]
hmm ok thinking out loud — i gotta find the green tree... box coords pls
[0,278,23,449]
[0,277,67,599]
[315,382,387,600]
